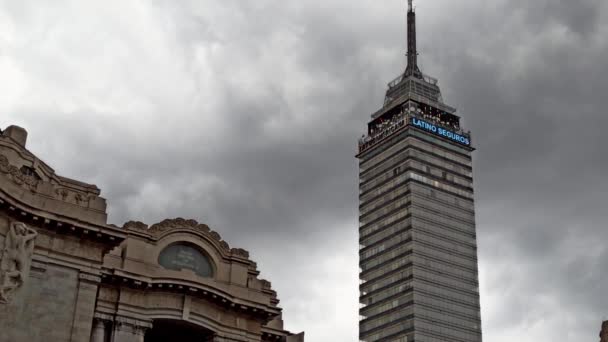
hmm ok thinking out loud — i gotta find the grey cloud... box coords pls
[1,0,608,340]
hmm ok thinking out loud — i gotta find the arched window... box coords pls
[158,243,214,278]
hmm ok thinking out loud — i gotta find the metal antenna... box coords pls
[404,0,423,79]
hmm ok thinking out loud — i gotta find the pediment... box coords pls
[122,218,250,259]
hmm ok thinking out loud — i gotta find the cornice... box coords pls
[99,272,282,324]
[0,188,125,249]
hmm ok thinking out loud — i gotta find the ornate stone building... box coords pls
[0,125,304,342]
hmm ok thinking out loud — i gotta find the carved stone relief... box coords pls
[0,154,39,192]
[123,220,149,231]
[0,221,37,304]
[0,152,96,206]
[145,218,240,257]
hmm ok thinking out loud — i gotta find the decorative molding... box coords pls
[0,221,37,304]
[79,272,101,284]
[0,153,98,207]
[123,221,148,231]
[260,280,272,290]
[115,316,139,326]
[93,312,115,323]
[0,154,39,192]
[231,248,250,258]
[146,218,239,257]
[149,218,209,234]
[54,187,93,206]
[114,315,152,335]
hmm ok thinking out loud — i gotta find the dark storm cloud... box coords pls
[1,0,607,340]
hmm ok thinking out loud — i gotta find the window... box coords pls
[158,243,214,278]
[20,166,41,180]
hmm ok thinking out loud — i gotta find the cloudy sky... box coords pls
[2,0,608,340]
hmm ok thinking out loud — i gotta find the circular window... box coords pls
[158,243,214,278]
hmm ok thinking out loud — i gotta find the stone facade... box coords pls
[601,321,608,342]
[0,125,303,342]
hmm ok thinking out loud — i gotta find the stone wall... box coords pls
[0,213,105,342]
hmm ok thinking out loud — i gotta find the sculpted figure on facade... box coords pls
[0,222,37,304]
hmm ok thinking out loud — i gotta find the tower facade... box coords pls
[357,2,482,341]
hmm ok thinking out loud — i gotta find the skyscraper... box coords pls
[356,1,482,341]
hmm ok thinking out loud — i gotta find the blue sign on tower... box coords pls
[411,117,470,146]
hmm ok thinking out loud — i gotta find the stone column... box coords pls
[90,319,107,342]
[111,317,150,342]
[70,272,102,342]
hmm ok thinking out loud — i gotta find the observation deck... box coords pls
[357,110,472,154]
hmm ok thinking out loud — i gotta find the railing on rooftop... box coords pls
[387,72,438,89]
[357,111,471,154]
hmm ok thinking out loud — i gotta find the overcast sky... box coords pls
[1,0,608,340]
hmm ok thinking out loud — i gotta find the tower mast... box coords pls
[404,0,423,79]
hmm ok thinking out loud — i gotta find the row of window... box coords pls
[360,230,412,261]
[359,133,417,172]
[360,219,412,250]
[360,159,416,194]
[359,133,471,175]
[415,293,481,321]
[412,194,475,223]
[416,308,481,333]
[360,208,409,238]
[361,243,413,273]
[415,332,471,342]
[410,183,475,211]
[410,172,474,200]
[411,204,475,231]
[360,172,410,203]
[361,267,413,295]
[360,185,410,217]
[361,281,412,307]
[409,130,472,160]
[416,162,473,190]
[416,320,481,342]
[360,183,475,245]
[361,158,472,200]
[361,248,412,283]
[360,196,411,227]
[360,307,413,334]
[414,280,480,306]
[360,292,414,320]
[415,231,477,258]
[409,148,473,178]
[413,218,476,249]
[416,332,478,342]
[361,185,473,244]
[413,267,479,294]
[416,293,481,323]
[360,320,413,342]
[415,242,478,270]
[413,255,479,287]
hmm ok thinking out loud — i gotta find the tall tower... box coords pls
[356,2,482,341]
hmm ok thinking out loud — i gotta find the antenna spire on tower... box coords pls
[404,0,423,79]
